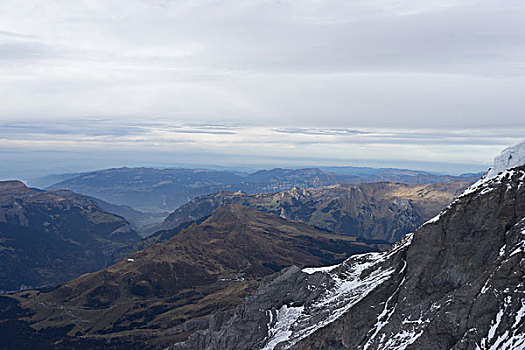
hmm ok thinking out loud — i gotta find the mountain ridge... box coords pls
[172,153,525,349]
[0,180,141,292]
[44,167,481,215]
[158,181,470,243]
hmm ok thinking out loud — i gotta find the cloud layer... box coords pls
[1,0,524,177]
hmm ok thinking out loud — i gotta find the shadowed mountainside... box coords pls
[0,181,141,292]
[0,205,388,349]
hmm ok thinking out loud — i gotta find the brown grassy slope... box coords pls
[8,205,386,349]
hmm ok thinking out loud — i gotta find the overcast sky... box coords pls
[1,0,524,180]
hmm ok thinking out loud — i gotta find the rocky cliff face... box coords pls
[160,181,469,243]
[172,164,525,350]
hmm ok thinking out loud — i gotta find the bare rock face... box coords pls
[172,165,525,350]
[160,181,469,243]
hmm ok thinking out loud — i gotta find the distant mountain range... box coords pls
[0,159,505,349]
[0,205,388,349]
[158,181,470,243]
[0,176,470,295]
[0,181,141,292]
[43,166,481,226]
[111,180,468,265]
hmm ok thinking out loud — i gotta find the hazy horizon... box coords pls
[1,151,491,188]
[1,1,524,180]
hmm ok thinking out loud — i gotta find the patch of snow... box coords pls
[363,282,402,350]
[499,245,506,258]
[510,245,523,257]
[430,302,441,312]
[302,264,338,275]
[267,309,274,328]
[488,305,505,340]
[512,299,525,329]
[462,168,523,200]
[382,329,424,350]
[488,297,525,349]
[262,305,304,350]
[261,234,415,349]
[486,140,525,179]
[425,213,441,224]
[480,296,515,350]
[459,141,525,203]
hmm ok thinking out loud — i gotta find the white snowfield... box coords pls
[486,140,525,179]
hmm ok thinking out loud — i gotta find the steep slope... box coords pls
[0,181,140,291]
[173,157,525,348]
[46,167,479,214]
[160,181,470,242]
[0,205,388,349]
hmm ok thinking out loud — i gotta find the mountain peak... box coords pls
[0,180,28,189]
[0,180,32,195]
[486,139,525,179]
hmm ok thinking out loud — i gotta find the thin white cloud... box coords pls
[0,120,522,171]
[0,0,524,177]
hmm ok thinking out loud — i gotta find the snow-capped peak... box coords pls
[424,141,525,225]
[486,140,525,179]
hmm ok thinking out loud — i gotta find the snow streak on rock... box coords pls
[261,234,413,350]
[262,305,304,350]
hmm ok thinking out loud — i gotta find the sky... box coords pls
[1,0,525,180]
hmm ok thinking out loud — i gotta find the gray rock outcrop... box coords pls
[171,164,525,350]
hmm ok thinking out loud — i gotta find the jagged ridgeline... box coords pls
[44,167,480,215]
[159,181,470,243]
[116,180,469,265]
[172,141,525,350]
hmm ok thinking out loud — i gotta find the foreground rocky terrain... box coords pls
[0,205,387,349]
[160,181,470,242]
[172,146,525,349]
[0,181,140,292]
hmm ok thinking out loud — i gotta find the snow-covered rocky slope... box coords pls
[171,143,525,350]
[486,140,525,179]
